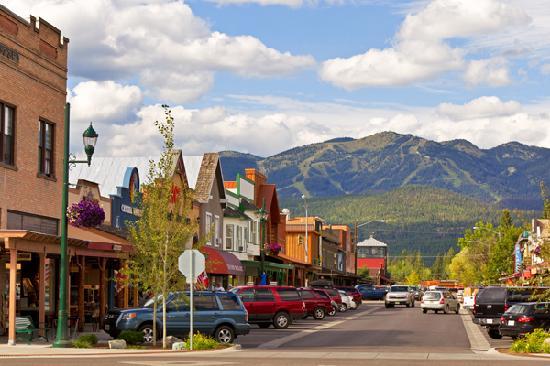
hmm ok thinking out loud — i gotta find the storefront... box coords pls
[201,246,245,289]
[240,260,294,285]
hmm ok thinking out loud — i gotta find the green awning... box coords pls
[241,260,294,270]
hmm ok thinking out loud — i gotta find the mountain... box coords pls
[221,132,550,209]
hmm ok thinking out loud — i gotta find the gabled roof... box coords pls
[193,153,226,203]
[259,184,280,223]
[357,235,388,247]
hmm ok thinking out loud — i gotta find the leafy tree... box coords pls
[357,267,372,283]
[541,181,550,219]
[127,106,197,348]
[388,250,431,284]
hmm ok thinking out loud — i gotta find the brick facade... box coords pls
[0,5,68,232]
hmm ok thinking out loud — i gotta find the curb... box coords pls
[0,344,240,358]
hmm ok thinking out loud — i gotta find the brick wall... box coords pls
[0,5,68,232]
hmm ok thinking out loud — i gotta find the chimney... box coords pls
[281,208,290,222]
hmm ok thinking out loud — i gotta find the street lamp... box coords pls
[302,194,308,263]
[257,199,268,278]
[354,220,385,277]
[53,103,98,348]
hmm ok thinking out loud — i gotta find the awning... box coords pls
[201,246,245,276]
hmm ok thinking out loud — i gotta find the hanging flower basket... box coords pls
[264,242,282,256]
[67,198,105,228]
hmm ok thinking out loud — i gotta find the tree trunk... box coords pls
[162,240,168,349]
[162,290,167,349]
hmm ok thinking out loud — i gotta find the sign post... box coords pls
[178,250,205,351]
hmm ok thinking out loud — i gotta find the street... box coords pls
[0,302,545,365]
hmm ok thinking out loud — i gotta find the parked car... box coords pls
[313,288,338,316]
[298,287,333,319]
[500,302,550,339]
[420,290,459,314]
[357,285,386,300]
[409,286,423,301]
[232,285,306,329]
[385,285,415,308]
[104,291,249,344]
[336,286,362,306]
[473,286,547,339]
[323,287,347,312]
[456,289,464,303]
[338,290,356,311]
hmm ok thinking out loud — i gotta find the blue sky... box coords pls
[6,0,550,157]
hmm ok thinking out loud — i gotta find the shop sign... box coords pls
[0,42,19,63]
[121,203,142,217]
[514,243,523,273]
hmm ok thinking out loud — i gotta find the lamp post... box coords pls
[257,199,268,278]
[53,103,98,348]
[302,195,308,263]
[354,220,385,277]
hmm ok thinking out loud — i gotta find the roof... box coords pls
[357,235,388,247]
[287,217,320,225]
[193,153,225,203]
[69,157,153,197]
[182,155,203,189]
[258,184,280,223]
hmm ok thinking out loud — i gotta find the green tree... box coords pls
[127,106,197,348]
[541,181,550,219]
[358,267,373,283]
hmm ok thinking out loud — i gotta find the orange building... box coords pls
[283,215,322,286]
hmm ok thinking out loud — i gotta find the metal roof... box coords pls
[356,235,388,247]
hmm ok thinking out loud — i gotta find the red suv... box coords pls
[298,288,333,319]
[336,286,362,307]
[232,285,306,329]
[313,288,340,316]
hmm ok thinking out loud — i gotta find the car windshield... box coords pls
[390,286,409,292]
[477,287,506,303]
[505,304,532,314]
[423,292,441,300]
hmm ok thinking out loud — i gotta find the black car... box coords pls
[500,302,550,339]
[473,286,547,339]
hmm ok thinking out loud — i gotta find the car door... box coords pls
[254,287,276,321]
[236,288,256,321]
[193,294,219,335]
[166,293,190,337]
[299,290,315,314]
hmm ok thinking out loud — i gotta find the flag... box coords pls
[195,271,209,290]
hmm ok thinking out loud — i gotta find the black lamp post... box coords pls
[257,199,268,276]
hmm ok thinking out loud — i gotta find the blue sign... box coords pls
[110,167,141,230]
[514,243,523,273]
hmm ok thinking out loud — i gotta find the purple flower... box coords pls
[67,198,105,228]
[265,242,282,255]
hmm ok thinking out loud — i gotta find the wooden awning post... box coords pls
[7,245,17,345]
[99,258,106,328]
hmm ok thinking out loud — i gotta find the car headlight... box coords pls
[121,312,137,320]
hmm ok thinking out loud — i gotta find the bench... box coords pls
[14,316,35,343]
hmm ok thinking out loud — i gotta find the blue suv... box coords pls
[105,291,249,344]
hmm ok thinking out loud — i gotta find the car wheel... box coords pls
[406,303,410,308]
[422,309,427,314]
[384,303,390,308]
[328,307,337,316]
[488,328,502,339]
[313,307,326,320]
[214,325,235,344]
[455,304,460,314]
[443,305,449,314]
[273,312,291,329]
[411,300,415,308]
[338,304,348,312]
[434,310,438,314]
[138,324,157,343]
[258,323,271,329]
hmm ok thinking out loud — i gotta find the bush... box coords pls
[182,333,219,350]
[72,334,98,348]
[510,329,550,353]
[117,330,144,345]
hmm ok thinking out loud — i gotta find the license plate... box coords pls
[508,320,515,326]
[105,324,110,331]
[486,319,493,324]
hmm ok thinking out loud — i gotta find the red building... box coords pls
[356,235,390,284]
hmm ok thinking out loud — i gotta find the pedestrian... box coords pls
[214,283,225,291]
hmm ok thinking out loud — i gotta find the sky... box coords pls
[6,0,550,157]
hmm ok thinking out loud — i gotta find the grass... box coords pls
[72,334,98,349]
[173,333,221,351]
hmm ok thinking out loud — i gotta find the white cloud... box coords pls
[320,0,529,89]
[541,63,550,75]
[7,0,314,103]
[464,58,511,86]
[437,96,521,120]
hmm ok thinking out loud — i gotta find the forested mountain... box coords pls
[221,131,550,210]
[280,186,534,261]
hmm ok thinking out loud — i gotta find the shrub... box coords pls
[117,330,144,345]
[72,334,98,348]
[182,333,219,350]
[510,329,550,353]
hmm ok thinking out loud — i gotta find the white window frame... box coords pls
[225,224,234,251]
[205,212,212,245]
[214,215,220,247]
[251,220,258,244]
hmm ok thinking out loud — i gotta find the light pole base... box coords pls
[52,339,73,348]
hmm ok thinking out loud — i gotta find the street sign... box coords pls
[178,249,205,283]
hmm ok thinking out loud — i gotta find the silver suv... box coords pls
[385,285,415,308]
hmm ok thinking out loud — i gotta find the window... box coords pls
[214,215,220,246]
[193,295,218,311]
[218,294,241,310]
[300,290,315,299]
[237,226,243,252]
[255,288,275,302]
[38,120,54,177]
[0,103,15,166]
[7,210,58,235]
[205,212,212,244]
[244,226,249,244]
[237,288,255,303]
[277,288,301,301]
[251,221,258,244]
[225,224,234,250]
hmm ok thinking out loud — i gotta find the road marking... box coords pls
[256,306,379,349]
[120,361,237,365]
[458,308,491,351]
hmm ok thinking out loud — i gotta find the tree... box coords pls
[541,181,550,219]
[358,267,372,283]
[127,106,197,348]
